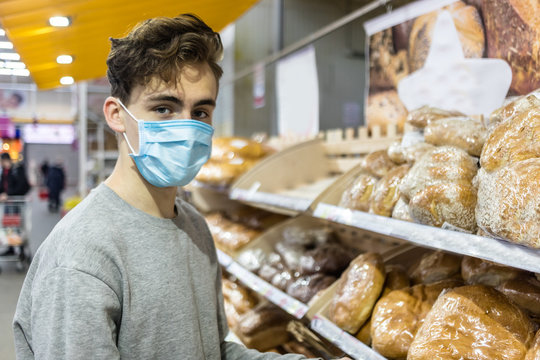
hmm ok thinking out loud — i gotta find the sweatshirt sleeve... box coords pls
[15,267,122,359]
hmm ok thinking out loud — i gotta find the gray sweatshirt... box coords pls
[13,184,309,360]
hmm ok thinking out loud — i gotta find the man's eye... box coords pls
[193,110,209,119]
[155,107,170,115]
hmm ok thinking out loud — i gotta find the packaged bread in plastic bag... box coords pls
[408,285,535,360]
[387,141,436,165]
[475,159,540,248]
[361,150,397,178]
[487,94,540,130]
[525,329,540,360]
[369,164,410,217]
[406,105,464,128]
[424,117,487,157]
[338,173,378,212]
[480,105,540,172]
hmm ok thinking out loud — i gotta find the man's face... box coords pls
[1,159,11,169]
[122,63,218,153]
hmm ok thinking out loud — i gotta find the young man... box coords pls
[13,14,339,360]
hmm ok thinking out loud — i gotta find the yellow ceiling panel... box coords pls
[0,0,259,89]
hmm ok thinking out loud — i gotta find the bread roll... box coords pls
[391,196,414,222]
[286,273,336,304]
[461,256,526,287]
[475,159,540,248]
[196,158,258,185]
[371,280,462,358]
[328,252,385,334]
[355,318,372,346]
[406,105,465,129]
[409,182,478,232]
[525,330,540,360]
[488,94,540,129]
[235,303,291,351]
[387,141,436,165]
[496,278,540,317]
[480,106,540,172]
[369,164,410,217]
[483,0,540,94]
[222,278,258,315]
[206,215,261,254]
[338,173,378,212]
[298,243,353,276]
[366,90,408,133]
[362,150,397,178]
[408,1,485,72]
[211,136,269,161]
[409,250,462,285]
[400,146,478,200]
[424,117,487,157]
[408,285,535,360]
[385,264,410,290]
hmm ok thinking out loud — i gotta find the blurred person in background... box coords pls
[45,159,65,213]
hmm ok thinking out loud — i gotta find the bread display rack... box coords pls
[229,125,400,216]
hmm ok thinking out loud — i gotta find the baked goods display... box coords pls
[525,330,540,360]
[423,117,487,156]
[362,150,397,178]
[222,277,259,329]
[366,90,408,133]
[237,224,354,304]
[408,250,462,284]
[408,285,536,360]
[387,141,435,165]
[195,136,273,186]
[461,256,527,287]
[338,173,378,212]
[369,164,410,217]
[405,105,465,129]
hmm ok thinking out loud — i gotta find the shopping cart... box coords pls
[0,196,31,272]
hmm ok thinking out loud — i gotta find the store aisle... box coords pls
[0,266,25,360]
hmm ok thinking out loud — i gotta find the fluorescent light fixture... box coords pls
[0,68,29,76]
[49,16,71,27]
[56,55,73,64]
[0,52,20,61]
[60,76,74,85]
[0,41,13,49]
[3,61,26,69]
[0,29,5,36]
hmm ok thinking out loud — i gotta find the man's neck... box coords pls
[104,151,177,219]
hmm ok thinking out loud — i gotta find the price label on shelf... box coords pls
[230,189,311,212]
[227,262,309,319]
[310,316,386,360]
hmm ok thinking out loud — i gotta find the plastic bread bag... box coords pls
[361,150,397,178]
[387,140,436,165]
[298,243,354,276]
[525,329,540,360]
[408,285,535,360]
[474,159,540,249]
[237,248,268,273]
[391,196,414,222]
[406,105,464,128]
[338,172,378,212]
[487,93,540,131]
[286,273,336,304]
[424,116,488,157]
[369,164,410,217]
[480,105,540,171]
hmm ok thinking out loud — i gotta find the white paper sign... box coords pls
[276,45,319,137]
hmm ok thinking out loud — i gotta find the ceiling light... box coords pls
[0,29,5,36]
[0,68,29,76]
[49,16,71,27]
[3,61,26,69]
[56,55,73,64]
[0,53,20,61]
[0,41,13,49]
[60,76,74,85]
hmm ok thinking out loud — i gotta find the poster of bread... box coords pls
[363,0,539,133]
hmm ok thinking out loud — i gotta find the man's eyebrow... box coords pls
[195,99,216,107]
[147,95,183,105]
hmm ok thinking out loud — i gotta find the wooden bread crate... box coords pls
[230,124,401,216]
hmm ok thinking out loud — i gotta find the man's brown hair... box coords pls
[106,13,223,103]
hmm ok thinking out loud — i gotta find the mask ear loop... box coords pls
[117,99,140,156]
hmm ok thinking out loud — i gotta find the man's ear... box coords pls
[103,96,126,133]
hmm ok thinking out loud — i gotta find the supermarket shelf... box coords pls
[217,249,309,319]
[229,188,312,216]
[310,315,385,360]
[190,180,230,194]
[312,203,540,274]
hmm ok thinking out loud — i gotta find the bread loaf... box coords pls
[461,256,526,287]
[370,280,462,358]
[338,173,378,212]
[196,158,257,185]
[362,150,397,178]
[475,159,540,248]
[211,136,269,161]
[355,318,372,346]
[496,278,540,318]
[286,273,336,304]
[400,146,478,200]
[391,196,414,222]
[525,330,540,360]
[206,214,262,254]
[409,182,478,231]
[387,141,436,165]
[222,278,258,328]
[408,1,484,72]
[409,250,463,284]
[235,303,292,351]
[479,106,540,172]
[424,117,488,156]
[406,105,465,129]
[328,252,385,334]
[369,164,410,217]
[385,264,410,290]
[369,29,409,90]
[408,285,535,360]
[488,94,540,129]
[298,243,353,276]
[366,90,408,133]
[483,0,540,94]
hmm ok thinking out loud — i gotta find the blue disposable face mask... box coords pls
[118,100,214,187]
